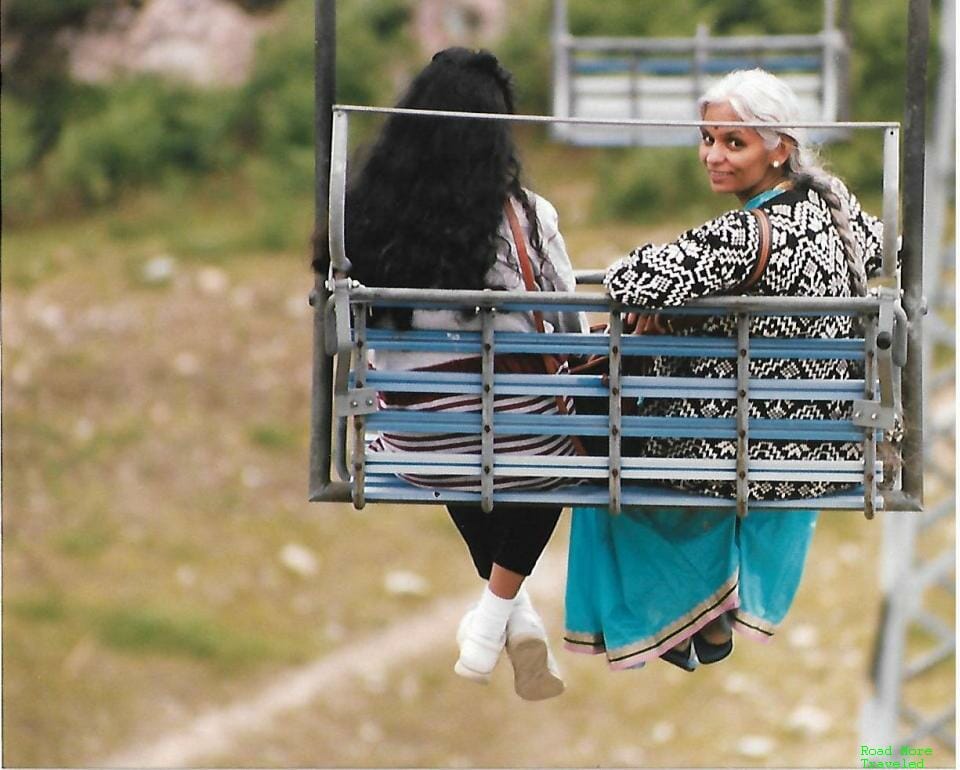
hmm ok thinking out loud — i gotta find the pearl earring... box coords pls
[772,160,781,169]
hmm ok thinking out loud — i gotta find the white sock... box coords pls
[514,584,533,611]
[471,586,516,642]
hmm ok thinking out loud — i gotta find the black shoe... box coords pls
[659,641,698,672]
[692,631,733,664]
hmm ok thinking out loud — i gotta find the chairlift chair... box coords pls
[550,0,850,146]
[309,107,920,521]
[308,0,936,749]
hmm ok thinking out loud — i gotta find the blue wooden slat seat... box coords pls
[362,473,873,511]
[368,411,866,441]
[366,329,867,359]
[365,451,877,485]
[574,55,823,77]
[345,310,889,516]
[365,370,865,401]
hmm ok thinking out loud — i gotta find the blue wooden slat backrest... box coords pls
[338,299,885,515]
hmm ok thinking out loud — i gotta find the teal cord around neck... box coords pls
[743,182,790,211]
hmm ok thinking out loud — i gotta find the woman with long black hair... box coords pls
[316,48,584,700]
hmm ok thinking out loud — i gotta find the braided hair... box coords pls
[320,47,543,329]
[699,69,868,297]
[786,164,868,296]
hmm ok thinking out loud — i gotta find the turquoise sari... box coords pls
[563,505,817,669]
[564,185,818,669]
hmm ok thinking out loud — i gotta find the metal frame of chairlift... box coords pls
[550,0,851,146]
[308,2,927,521]
[310,0,948,751]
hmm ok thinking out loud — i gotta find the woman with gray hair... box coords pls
[563,69,884,673]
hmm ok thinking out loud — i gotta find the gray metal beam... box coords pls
[568,33,828,52]
[309,0,336,501]
[899,0,930,507]
[335,103,896,131]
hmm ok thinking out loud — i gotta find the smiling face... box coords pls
[699,101,790,203]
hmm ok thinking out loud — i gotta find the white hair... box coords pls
[698,68,867,296]
[698,67,806,151]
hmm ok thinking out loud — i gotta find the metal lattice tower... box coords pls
[859,0,956,752]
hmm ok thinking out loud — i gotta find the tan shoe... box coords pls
[505,604,565,701]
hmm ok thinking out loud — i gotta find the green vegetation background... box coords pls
[3,1,953,766]
[1,0,931,234]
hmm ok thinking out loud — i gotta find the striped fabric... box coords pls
[368,355,580,492]
[364,192,585,494]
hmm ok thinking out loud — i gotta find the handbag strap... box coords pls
[504,200,547,333]
[741,207,772,291]
[631,207,772,335]
[504,199,587,455]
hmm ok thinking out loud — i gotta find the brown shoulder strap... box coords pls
[503,199,586,455]
[743,207,772,290]
[504,199,547,333]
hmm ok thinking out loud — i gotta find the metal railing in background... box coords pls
[550,0,849,146]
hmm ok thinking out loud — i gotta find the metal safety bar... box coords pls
[325,105,899,280]
[736,313,751,517]
[480,308,496,512]
[607,312,623,513]
[333,103,896,128]
[565,32,836,53]
[862,314,879,518]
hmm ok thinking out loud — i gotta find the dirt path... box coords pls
[99,552,564,767]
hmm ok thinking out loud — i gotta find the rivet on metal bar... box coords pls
[608,311,623,515]
[351,304,368,510]
[735,312,750,518]
[480,308,496,513]
[862,314,878,519]
[336,389,378,417]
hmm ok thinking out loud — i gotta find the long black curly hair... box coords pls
[316,47,542,329]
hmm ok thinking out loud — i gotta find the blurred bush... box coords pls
[240,0,412,158]
[1,0,413,225]
[1,96,40,220]
[43,80,241,206]
[497,0,551,114]
[4,0,101,29]
[0,0,920,228]
[593,148,721,224]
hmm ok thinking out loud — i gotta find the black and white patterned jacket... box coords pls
[604,180,884,500]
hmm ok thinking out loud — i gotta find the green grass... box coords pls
[55,521,115,558]
[7,588,300,669]
[93,606,284,666]
[248,423,301,451]
[7,593,69,622]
